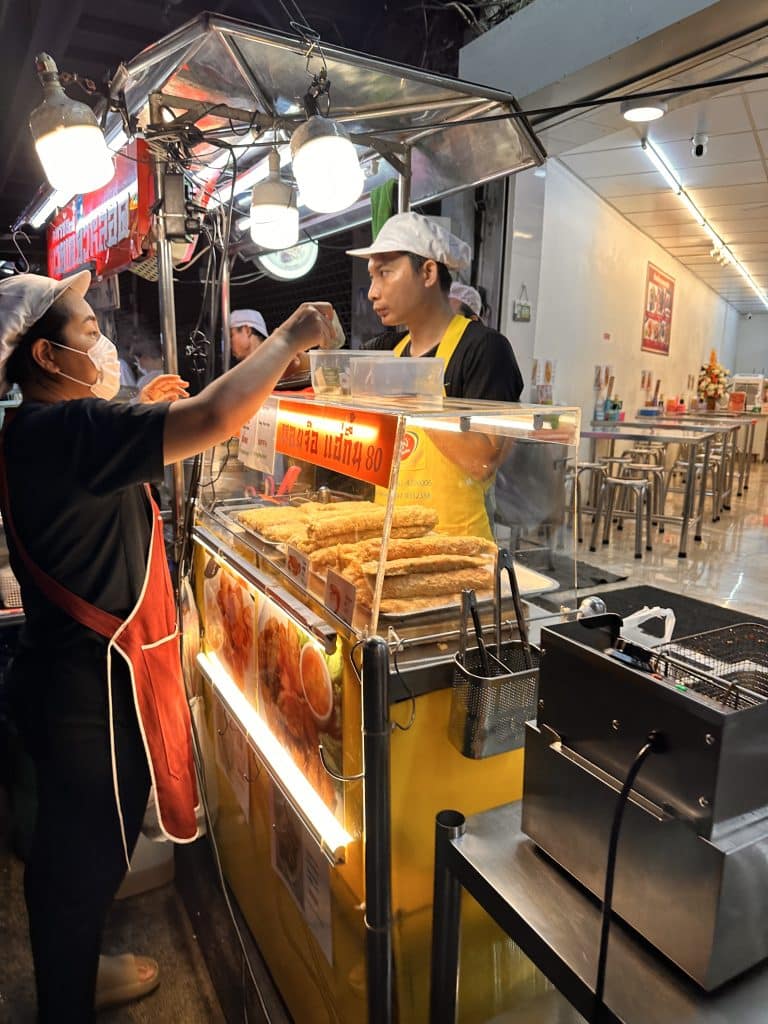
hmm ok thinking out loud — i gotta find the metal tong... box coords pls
[495,548,533,669]
[460,589,491,677]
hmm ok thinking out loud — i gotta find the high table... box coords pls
[677,412,757,494]
[582,426,718,557]
[618,418,742,516]
[429,802,768,1024]
[635,412,757,495]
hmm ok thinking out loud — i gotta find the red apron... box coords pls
[0,414,198,857]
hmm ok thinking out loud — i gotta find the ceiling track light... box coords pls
[249,148,299,250]
[641,138,768,310]
[29,53,115,197]
[621,97,668,123]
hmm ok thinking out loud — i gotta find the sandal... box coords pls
[94,953,160,1011]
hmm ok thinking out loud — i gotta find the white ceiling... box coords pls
[543,32,768,314]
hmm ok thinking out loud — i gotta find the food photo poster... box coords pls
[641,262,675,356]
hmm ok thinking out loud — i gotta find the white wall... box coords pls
[501,168,546,399]
[511,160,740,423]
[733,315,768,375]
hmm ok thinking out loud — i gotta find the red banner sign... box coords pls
[275,400,399,488]
[47,140,153,279]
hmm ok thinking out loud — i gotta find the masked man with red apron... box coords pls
[350,213,524,537]
[0,271,335,1022]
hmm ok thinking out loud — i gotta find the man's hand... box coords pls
[138,374,190,404]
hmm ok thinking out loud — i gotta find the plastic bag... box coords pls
[620,606,676,648]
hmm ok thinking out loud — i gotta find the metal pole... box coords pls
[221,252,231,373]
[429,810,466,1024]
[397,146,411,213]
[362,636,393,1024]
[149,92,185,565]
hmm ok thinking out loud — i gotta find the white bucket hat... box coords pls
[230,308,268,338]
[449,282,483,317]
[0,270,91,394]
[347,212,471,271]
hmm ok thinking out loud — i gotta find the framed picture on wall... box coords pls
[641,262,674,356]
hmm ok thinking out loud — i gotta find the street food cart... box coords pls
[190,392,580,1023]
[18,14,583,1021]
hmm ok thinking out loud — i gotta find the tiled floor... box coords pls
[570,460,767,618]
[0,816,226,1023]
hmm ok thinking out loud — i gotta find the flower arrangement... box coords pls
[697,349,730,402]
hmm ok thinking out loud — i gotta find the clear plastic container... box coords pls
[309,350,373,396]
[350,356,445,404]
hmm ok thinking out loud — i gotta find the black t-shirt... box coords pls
[363,320,524,401]
[3,398,169,651]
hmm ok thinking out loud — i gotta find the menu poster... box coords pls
[256,595,345,816]
[270,784,333,963]
[213,696,251,824]
[203,564,258,704]
[641,263,675,356]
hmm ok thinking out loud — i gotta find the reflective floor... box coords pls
[573,461,767,619]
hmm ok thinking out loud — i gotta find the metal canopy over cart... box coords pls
[18,11,544,559]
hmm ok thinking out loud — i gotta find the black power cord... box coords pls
[593,729,666,1023]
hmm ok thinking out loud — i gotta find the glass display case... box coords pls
[196,394,580,635]
[189,393,581,1024]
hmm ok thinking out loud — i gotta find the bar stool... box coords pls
[568,462,608,542]
[624,443,665,466]
[618,462,668,530]
[589,476,652,559]
[667,452,722,522]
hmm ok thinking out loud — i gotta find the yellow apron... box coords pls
[379,315,493,539]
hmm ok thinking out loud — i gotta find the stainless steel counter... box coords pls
[429,801,768,1023]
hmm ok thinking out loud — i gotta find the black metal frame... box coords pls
[362,636,393,1023]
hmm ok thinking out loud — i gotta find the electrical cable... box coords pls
[592,730,666,1023]
[202,437,234,504]
[391,645,416,731]
[174,243,212,273]
[357,68,768,140]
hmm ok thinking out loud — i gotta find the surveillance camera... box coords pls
[746,312,753,320]
[691,133,709,158]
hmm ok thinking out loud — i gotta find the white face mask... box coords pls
[52,334,121,400]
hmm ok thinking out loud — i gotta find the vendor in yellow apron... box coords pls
[380,314,494,540]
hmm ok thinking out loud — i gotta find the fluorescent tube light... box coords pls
[640,139,768,309]
[198,651,352,859]
[642,140,680,192]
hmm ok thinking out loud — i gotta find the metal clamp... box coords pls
[387,626,405,654]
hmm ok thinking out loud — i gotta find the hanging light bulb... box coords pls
[290,116,364,214]
[249,150,299,250]
[29,53,115,196]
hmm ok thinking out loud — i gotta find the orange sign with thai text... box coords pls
[275,400,398,488]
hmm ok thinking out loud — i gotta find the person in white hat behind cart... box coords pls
[348,212,523,538]
[0,271,336,1021]
[229,308,268,363]
[449,281,483,322]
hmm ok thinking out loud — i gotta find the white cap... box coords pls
[230,308,268,337]
[347,212,471,271]
[450,282,482,317]
[0,270,91,394]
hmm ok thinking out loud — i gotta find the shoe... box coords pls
[94,953,160,1011]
